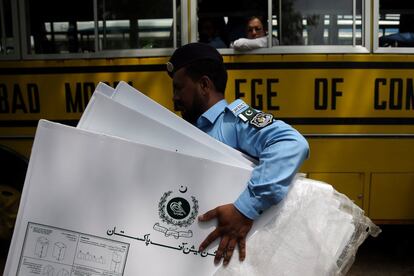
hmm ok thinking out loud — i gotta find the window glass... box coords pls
[196,0,364,50]
[272,0,362,46]
[24,0,180,55]
[197,0,268,49]
[378,0,414,47]
[0,0,15,55]
[25,0,95,54]
[97,0,179,50]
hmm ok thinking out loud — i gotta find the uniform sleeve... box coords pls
[233,119,309,220]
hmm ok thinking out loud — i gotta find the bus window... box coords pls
[272,0,363,46]
[195,0,366,52]
[24,0,95,54]
[0,0,17,56]
[22,0,181,56]
[378,0,414,48]
[197,0,268,47]
[97,0,178,50]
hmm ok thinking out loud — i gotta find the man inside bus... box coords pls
[198,17,228,49]
[232,16,279,51]
[166,42,309,265]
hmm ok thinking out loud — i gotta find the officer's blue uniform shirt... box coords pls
[196,99,309,220]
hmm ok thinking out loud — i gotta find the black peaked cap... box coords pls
[167,42,223,77]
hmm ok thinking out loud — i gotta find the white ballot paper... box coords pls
[109,81,255,167]
[5,120,257,276]
[95,82,115,97]
[78,91,250,169]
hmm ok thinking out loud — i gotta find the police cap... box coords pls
[167,42,223,77]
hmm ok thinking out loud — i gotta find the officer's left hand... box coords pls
[198,204,253,265]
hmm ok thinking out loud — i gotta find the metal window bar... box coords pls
[102,0,107,49]
[173,0,177,48]
[362,0,365,46]
[279,0,282,45]
[353,0,356,46]
[268,0,272,47]
[94,0,99,52]
[0,0,6,53]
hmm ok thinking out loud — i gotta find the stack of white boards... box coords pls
[4,81,380,276]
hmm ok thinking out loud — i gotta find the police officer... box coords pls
[167,43,309,266]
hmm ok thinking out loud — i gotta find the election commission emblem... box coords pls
[250,112,273,128]
[154,186,199,239]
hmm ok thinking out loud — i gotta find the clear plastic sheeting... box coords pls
[215,174,381,276]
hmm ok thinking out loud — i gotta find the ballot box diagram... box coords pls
[34,236,49,258]
[17,222,129,276]
[53,242,66,261]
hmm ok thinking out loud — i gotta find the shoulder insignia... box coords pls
[229,101,249,116]
[250,112,274,128]
[227,100,274,128]
[238,107,258,122]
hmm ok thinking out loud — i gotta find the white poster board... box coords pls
[78,92,251,169]
[5,120,257,276]
[95,82,115,97]
[109,82,255,167]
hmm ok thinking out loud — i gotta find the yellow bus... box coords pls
[0,0,413,237]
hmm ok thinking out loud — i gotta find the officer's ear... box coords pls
[199,75,214,94]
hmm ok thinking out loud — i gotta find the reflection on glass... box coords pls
[197,0,268,49]
[98,0,177,50]
[378,0,414,47]
[24,0,178,54]
[25,0,95,54]
[0,0,15,55]
[272,0,361,46]
[196,0,362,49]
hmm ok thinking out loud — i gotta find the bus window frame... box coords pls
[373,0,414,54]
[0,0,20,60]
[190,0,371,54]
[17,0,189,60]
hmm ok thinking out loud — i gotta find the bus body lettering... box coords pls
[28,83,41,113]
[65,81,134,113]
[251,78,263,109]
[65,82,84,113]
[374,78,387,110]
[235,78,280,110]
[0,83,9,113]
[374,78,414,110]
[267,78,279,111]
[12,84,27,113]
[0,83,41,114]
[65,82,100,112]
[314,78,343,110]
[407,79,414,110]
[235,79,246,100]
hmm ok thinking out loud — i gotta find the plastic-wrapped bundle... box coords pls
[215,174,381,276]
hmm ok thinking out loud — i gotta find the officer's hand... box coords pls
[198,204,253,265]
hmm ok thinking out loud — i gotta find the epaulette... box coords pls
[227,99,274,128]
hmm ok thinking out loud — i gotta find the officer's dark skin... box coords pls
[172,66,254,265]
